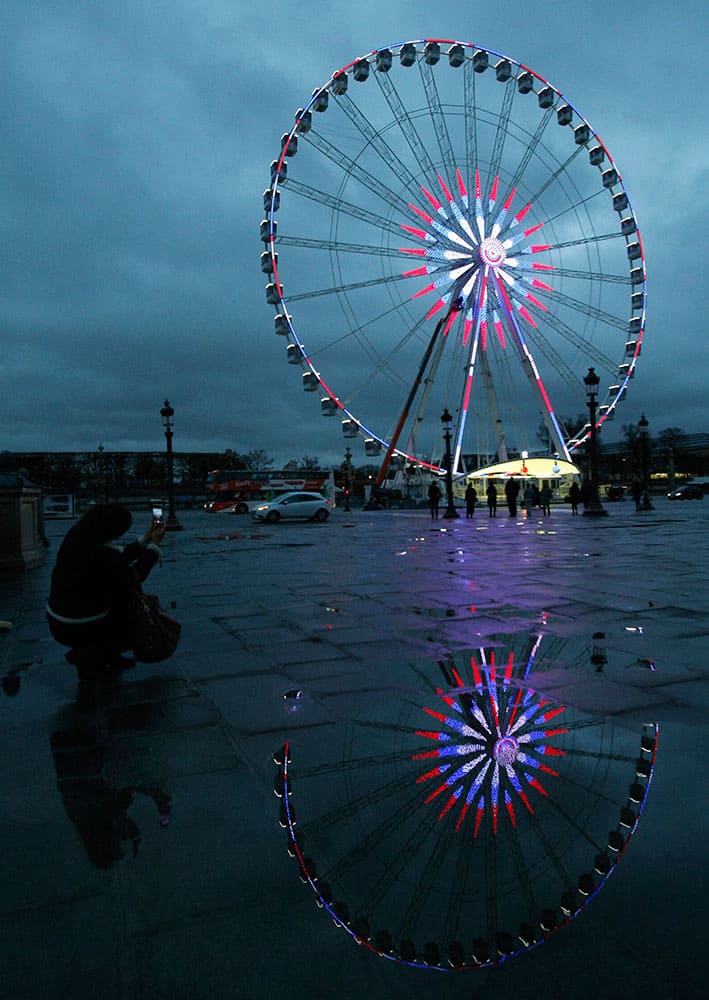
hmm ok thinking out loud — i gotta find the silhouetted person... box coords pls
[465,483,478,519]
[47,504,165,681]
[428,481,442,519]
[486,483,497,517]
[539,485,552,516]
[631,476,643,512]
[504,477,520,517]
[568,481,581,515]
[580,479,591,508]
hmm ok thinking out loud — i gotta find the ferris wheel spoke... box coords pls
[540,286,629,333]
[547,762,629,810]
[537,309,618,374]
[520,325,584,392]
[304,129,412,217]
[330,306,432,406]
[442,814,478,942]
[323,783,429,885]
[355,800,444,919]
[488,272,570,459]
[419,60,458,190]
[297,748,417,778]
[486,78,516,193]
[375,70,441,189]
[530,779,608,856]
[521,263,630,286]
[398,812,460,941]
[561,747,636,764]
[333,91,431,207]
[483,822,498,942]
[285,177,398,234]
[524,808,577,889]
[302,770,414,837]
[506,817,540,924]
[277,234,403,258]
[527,143,586,205]
[452,277,487,469]
[505,107,555,195]
[463,61,479,198]
[553,231,625,250]
[285,271,409,304]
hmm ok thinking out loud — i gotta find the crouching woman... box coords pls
[46,504,165,680]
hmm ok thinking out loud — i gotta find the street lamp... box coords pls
[97,443,106,503]
[638,413,653,510]
[582,368,608,518]
[344,446,352,512]
[160,399,183,531]
[440,408,459,519]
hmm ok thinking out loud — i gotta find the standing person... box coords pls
[486,482,498,517]
[539,484,552,516]
[580,478,591,509]
[47,504,166,681]
[504,477,520,517]
[522,482,535,514]
[568,481,582,515]
[465,482,478,519]
[428,480,442,520]
[631,476,643,512]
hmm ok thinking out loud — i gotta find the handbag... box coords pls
[129,591,181,663]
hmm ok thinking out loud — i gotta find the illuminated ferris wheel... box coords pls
[261,40,647,474]
[273,640,658,970]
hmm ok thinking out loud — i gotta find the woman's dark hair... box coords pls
[77,504,132,544]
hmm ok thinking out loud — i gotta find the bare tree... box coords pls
[656,427,686,487]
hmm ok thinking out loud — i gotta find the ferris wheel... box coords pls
[262,40,647,475]
[273,638,658,970]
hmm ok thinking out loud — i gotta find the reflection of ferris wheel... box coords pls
[262,39,647,474]
[273,643,658,970]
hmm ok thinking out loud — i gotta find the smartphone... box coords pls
[151,506,164,525]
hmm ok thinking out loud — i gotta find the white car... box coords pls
[251,490,333,523]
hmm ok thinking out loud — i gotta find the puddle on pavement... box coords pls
[273,624,661,972]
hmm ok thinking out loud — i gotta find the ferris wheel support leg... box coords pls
[489,273,571,463]
[374,297,463,489]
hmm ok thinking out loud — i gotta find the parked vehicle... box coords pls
[205,469,335,513]
[251,491,333,523]
[667,484,704,500]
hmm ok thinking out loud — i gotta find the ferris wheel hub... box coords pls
[479,236,507,268]
[493,734,519,766]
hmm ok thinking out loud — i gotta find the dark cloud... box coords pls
[2,1,706,466]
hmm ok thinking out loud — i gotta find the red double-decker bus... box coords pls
[204,469,336,513]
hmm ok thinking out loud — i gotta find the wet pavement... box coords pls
[0,500,707,999]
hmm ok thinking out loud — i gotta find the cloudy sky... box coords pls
[2,0,707,467]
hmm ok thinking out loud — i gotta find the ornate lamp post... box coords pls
[638,413,653,510]
[582,368,608,518]
[97,443,106,503]
[160,399,183,531]
[440,408,459,520]
[344,446,352,512]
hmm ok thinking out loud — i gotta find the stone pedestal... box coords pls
[0,487,46,571]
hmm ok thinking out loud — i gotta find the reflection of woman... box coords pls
[46,504,164,680]
[50,727,171,869]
